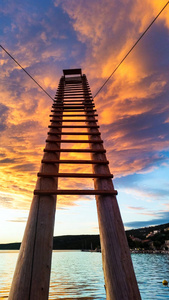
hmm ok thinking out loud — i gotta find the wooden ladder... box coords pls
[8,69,141,300]
[34,71,117,197]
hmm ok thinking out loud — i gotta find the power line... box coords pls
[0,44,54,101]
[93,1,169,99]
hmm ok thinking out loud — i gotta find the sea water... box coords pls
[0,250,169,299]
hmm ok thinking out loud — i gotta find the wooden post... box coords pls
[83,75,141,300]
[8,78,64,300]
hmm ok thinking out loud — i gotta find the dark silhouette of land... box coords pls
[0,235,100,250]
[0,222,169,250]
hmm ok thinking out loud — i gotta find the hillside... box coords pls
[0,235,100,250]
[126,222,169,239]
[0,222,169,250]
[126,222,169,250]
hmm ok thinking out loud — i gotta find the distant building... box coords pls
[146,232,154,238]
[129,235,141,242]
[146,230,160,238]
[153,230,160,234]
[165,240,169,248]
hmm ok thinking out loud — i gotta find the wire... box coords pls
[93,1,169,99]
[0,44,54,101]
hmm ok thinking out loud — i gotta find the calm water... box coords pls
[0,250,169,299]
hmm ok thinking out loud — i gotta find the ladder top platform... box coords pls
[63,69,82,76]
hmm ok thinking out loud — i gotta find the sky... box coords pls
[0,0,169,243]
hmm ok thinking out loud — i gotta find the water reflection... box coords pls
[0,251,18,300]
[132,254,169,300]
[1,251,169,299]
[49,251,105,299]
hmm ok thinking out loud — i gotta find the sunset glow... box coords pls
[0,0,169,243]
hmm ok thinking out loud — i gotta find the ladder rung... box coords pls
[50,120,98,122]
[59,90,85,92]
[54,99,93,103]
[52,107,94,110]
[57,96,92,98]
[53,103,94,106]
[48,125,99,128]
[50,114,98,117]
[47,132,100,135]
[55,96,92,99]
[61,91,88,94]
[64,85,86,87]
[43,149,105,153]
[51,109,96,112]
[42,159,109,164]
[38,172,113,178]
[34,189,117,196]
[63,88,90,91]
[46,139,102,143]
[56,92,92,95]
[55,93,90,95]
[52,106,94,110]
[59,88,86,90]
[52,106,94,109]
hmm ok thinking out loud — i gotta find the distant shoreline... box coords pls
[1,249,169,255]
[131,249,169,254]
[0,234,100,250]
[1,222,169,250]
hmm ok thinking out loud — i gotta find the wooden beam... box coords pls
[34,189,117,195]
[43,148,106,153]
[8,82,64,300]
[41,159,109,164]
[37,172,113,178]
[83,75,141,300]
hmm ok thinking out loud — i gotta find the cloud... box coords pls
[0,158,16,164]
[7,217,27,223]
[56,0,169,178]
[11,163,36,172]
[128,206,145,211]
[125,211,169,229]
[0,0,169,217]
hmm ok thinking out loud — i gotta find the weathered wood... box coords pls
[53,103,94,106]
[9,70,141,300]
[56,90,91,92]
[83,75,141,300]
[8,85,64,300]
[43,148,106,153]
[34,189,117,195]
[47,132,100,135]
[50,119,98,122]
[54,102,93,104]
[42,159,109,164]
[37,172,113,178]
[63,68,82,76]
[54,99,93,104]
[46,137,103,143]
[51,109,97,112]
[55,93,92,96]
[50,114,98,117]
[57,96,92,99]
[57,88,87,91]
[52,106,94,109]
[48,125,99,128]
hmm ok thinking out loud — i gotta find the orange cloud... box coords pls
[0,0,169,214]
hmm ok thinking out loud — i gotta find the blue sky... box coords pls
[0,0,169,243]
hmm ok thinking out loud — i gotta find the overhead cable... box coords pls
[0,44,54,101]
[93,1,169,98]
